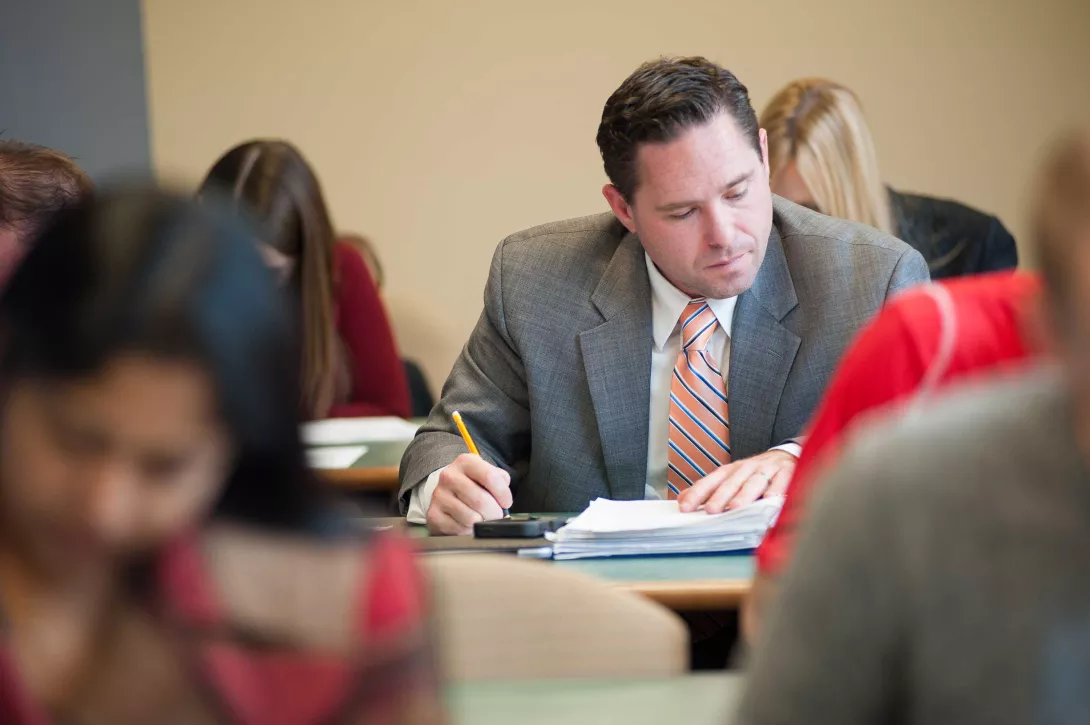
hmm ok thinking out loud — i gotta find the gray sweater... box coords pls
[737,368,1090,725]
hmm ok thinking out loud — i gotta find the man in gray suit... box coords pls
[401,57,928,534]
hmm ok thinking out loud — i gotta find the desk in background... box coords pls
[312,418,425,492]
[318,439,408,491]
[557,554,753,611]
[450,674,740,725]
[390,519,755,612]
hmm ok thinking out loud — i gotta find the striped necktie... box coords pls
[667,299,730,498]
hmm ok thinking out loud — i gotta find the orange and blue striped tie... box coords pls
[667,299,730,498]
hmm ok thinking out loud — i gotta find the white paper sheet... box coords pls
[306,445,369,469]
[301,417,419,446]
[546,496,783,559]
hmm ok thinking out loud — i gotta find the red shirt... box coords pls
[756,272,1042,576]
[0,530,440,724]
[329,242,411,418]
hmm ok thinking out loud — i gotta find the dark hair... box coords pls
[0,186,321,531]
[596,57,760,201]
[0,140,92,241]
[1032,127,1090,316]
[199,140,344,419]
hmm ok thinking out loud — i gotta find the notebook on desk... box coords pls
[546,497,783,560]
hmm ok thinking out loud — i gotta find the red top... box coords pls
[329,242,411,418]
[756,272,1042,576]
[0,530,440,724]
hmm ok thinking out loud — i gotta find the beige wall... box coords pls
[142,0,1090,392]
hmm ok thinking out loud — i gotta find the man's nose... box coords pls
[704,205,736,249]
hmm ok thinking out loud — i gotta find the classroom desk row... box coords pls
[315,419,756,611]
[453,674,740,725]
[316,436,409,490]
[365,516,755,612]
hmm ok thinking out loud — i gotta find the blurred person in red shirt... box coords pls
[201,140,411,420]
[745,270,1042,639]
[0,188,442,724]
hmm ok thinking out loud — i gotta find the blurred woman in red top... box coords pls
[747,271,1042,639]
[201,140,411,420]
[0,188,442,724]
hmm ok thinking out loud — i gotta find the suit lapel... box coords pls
[578,232,652,500]
[728,225,801,459]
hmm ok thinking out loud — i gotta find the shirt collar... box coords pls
[644,252,738,352]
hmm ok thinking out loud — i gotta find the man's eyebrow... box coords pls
[655,171,754,212]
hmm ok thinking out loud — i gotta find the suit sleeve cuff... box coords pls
[406,467,445,524]
[771,441,803,459]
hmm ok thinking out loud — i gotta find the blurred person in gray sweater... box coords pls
[738,125,1090,725]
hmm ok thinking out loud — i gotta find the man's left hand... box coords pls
[677,449,796,514]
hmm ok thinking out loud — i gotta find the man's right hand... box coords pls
[425,453,513,535]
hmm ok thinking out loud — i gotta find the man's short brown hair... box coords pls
[1032,126,1090,313]
[0,140,92,243]
[596,57,761,201]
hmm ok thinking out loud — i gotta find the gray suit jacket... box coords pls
[399,197,929,513]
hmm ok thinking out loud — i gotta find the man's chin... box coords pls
[697,267,758,300]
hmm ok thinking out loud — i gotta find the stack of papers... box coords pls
[301,417,419,446]
[546,497,783,560]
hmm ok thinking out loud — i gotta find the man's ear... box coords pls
[602,184,637,234]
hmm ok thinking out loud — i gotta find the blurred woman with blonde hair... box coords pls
[762,78,1018,278]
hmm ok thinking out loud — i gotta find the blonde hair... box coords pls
[761,79,893,235]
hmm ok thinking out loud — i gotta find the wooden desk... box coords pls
[449,674,741,725]
[318,439,409,491]
[314,418,425,492]
[390,519,755,612]
[556,554,754,611]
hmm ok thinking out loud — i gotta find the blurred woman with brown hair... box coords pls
[761,78,1018,279]
[200,140,410,419]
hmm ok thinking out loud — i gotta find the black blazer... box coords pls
[890,188,1018,280]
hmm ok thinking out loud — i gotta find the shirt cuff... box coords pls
[771,441,803,459]
[406,467,445,524]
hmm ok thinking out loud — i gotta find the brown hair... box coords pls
[761,79,893,235]
[1032,126,1090,313]
[596,57,760,201]
[0,140,92,242]
[200,140,346,419]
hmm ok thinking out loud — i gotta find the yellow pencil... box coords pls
[451,411,479,455]
[451,410,509,517]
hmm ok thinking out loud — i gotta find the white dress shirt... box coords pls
[407,252,801,523]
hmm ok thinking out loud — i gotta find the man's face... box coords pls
[604,113,774,299]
